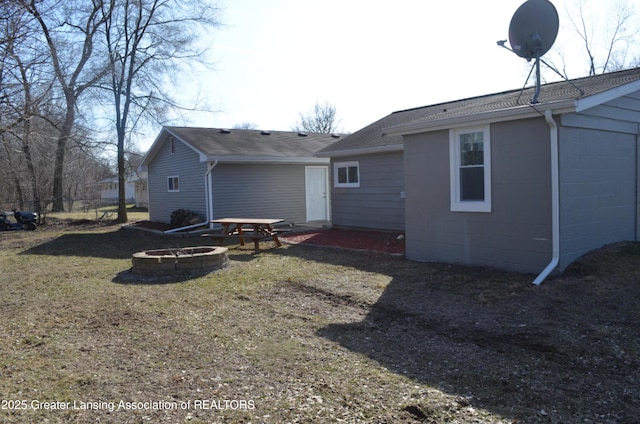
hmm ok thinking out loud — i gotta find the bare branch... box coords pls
[293,101,342,134]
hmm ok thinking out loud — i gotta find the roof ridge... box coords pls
[391,66,640,116]
[164,126,342,137]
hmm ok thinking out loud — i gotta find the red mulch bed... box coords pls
[131,221,405,255]
[280,228,405,255]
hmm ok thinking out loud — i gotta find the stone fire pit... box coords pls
[131,246,228,276]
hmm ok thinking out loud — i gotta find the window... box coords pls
[167,176,180,192]
[169,137,175,154]
[449,126,491,212]
[334,161,360,188]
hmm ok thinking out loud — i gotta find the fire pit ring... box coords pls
[131,246,229,276]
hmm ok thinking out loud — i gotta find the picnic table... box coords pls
[205,218,285,253]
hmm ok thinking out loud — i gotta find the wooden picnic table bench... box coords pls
[204,218,284,253]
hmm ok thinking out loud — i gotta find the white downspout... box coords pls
[205,160,218,229]
[532,110,560,285]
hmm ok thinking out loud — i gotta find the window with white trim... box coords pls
[449,126,491,212]
[167,176,180,192]
[334,161,360,188]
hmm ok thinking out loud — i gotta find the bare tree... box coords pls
[563,0,640,75]
[293,101,341,134]
[0,4,57,213]
[233,122,259,130]
[15,0,112,212]
[98,0,220,222]
[64,141,112,212]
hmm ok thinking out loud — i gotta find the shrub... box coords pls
[169,209,204,228]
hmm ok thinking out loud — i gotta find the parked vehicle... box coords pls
[0,209,37,231]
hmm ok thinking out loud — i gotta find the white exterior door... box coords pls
[305,166,329,222]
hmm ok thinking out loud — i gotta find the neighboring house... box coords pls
[129,173,149,209]
[99,176,136,204]
[321,67,640,278]
[99,173,148,208]
[139,127,340,225]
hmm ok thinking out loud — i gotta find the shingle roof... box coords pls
[164,127,342,159]
[319,67,640,155]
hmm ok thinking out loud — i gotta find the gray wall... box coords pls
[558,125,638,269]
[147,135,329,225]
[211,163,314,225]
[404,118,553,273]
[330,151,405,231]
[148,137,207,223]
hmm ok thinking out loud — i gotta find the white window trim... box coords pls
[333,161,360,188]
[167,175,180,192]
[449,125,492,213]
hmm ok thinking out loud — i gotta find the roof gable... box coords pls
[320,67,640,155]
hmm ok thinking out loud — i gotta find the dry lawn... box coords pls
[0,222,638,423]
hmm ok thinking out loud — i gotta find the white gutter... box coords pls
[532,110,560,285]
[205,156,329,164]
[205,160,218,229]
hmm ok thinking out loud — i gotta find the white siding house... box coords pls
[99,177,136,204]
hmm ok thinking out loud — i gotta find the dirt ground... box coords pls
[280,228,405,255]
[0,222,639,423]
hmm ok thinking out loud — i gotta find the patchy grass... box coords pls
[0,224,638,423]
[46,204,149,224]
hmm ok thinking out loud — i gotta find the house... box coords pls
[99,176,136,205]
[316,107,433,231]
[129,173,149,209]
[320,67,640,280]
[99,173,148,208]
[139,127,340,226]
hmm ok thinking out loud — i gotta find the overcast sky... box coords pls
[147,0,639,149]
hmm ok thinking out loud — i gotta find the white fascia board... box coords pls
[315,144,404,158]
[575,80,640,112]
[206,156,330,164]
[385,100,576,136]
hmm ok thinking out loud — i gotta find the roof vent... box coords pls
[330,133,341,138]
[297,131,307,137]
[219,129,231,134]
[261,130,271,135]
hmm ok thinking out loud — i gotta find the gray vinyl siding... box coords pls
[148,138,207,223]
[330,152,405,231]
[558,97,640,270]
[404,118,553,274]
[210,163,311,225]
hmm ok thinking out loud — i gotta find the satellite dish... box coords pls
[509,0,559,61]
[503,0,559,103]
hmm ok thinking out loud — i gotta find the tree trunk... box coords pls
[51,137,67,212]
[11,172,25,210]
[51,94,75,212]
[116,128,128,223]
